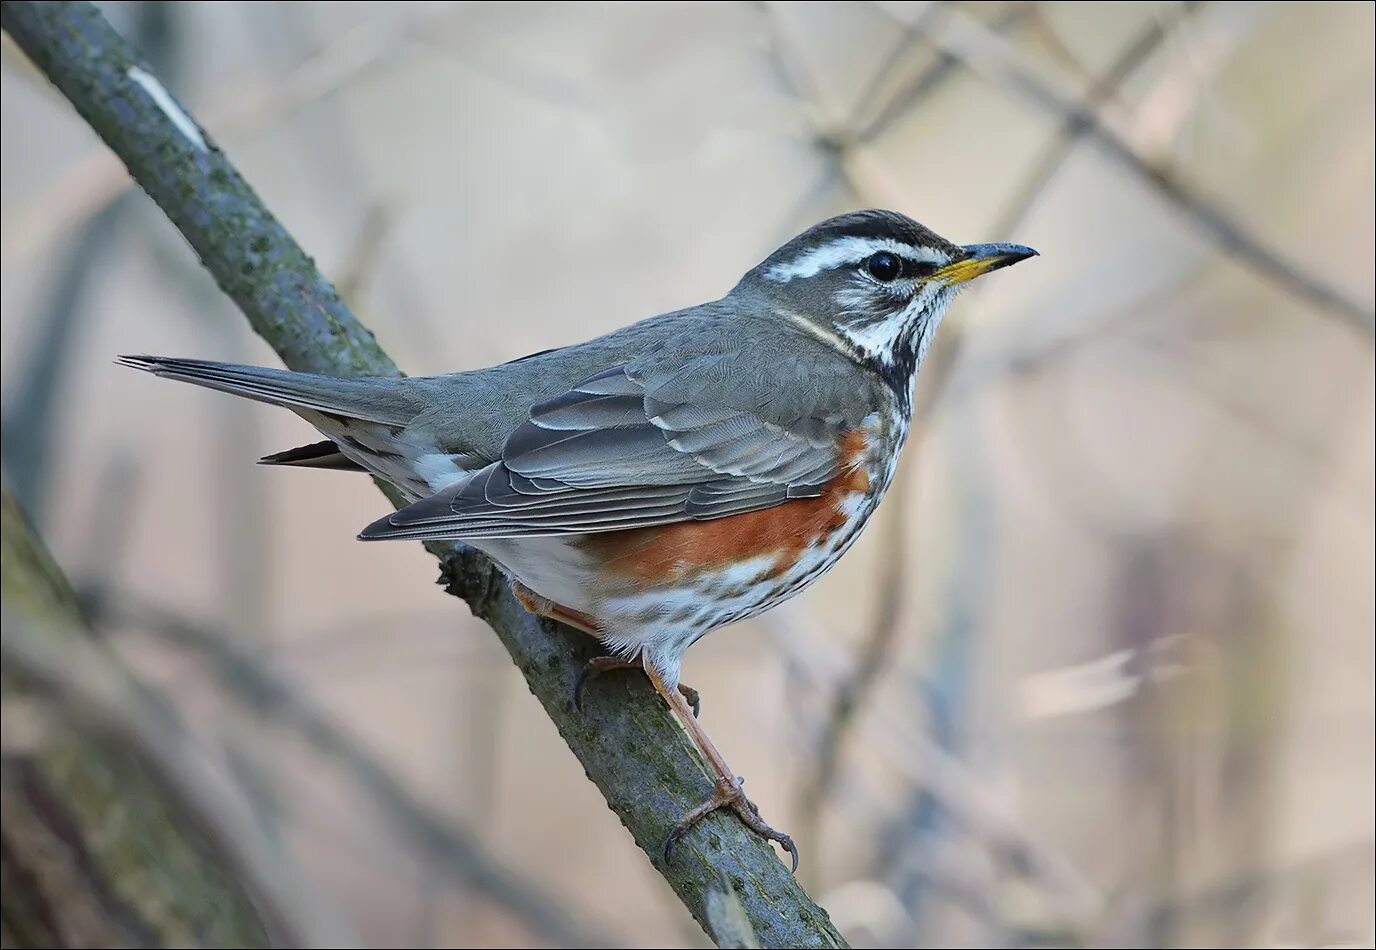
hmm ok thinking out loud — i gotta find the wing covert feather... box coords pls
[360,335,883,541]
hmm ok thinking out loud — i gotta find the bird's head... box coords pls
[734,209,1037,395]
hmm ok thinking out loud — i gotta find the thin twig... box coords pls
[0,202,123,525]
[1,1,179,530]
[843,2,942,140]
[762,605,1103,933]
[853,3,1033,145]
[0,5,454,262]
[985,1,1206,242]
[1126,3,1263,162]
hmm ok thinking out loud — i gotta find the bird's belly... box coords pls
[473,484,880,659]
[473,535,608,622]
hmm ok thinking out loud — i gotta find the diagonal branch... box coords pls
[853,2,1033,146]
[983,1,1206,243]
[0,3,847,946]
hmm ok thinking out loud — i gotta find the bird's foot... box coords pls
[664,775,799,873]
[641,666,800,872]
[574,654,700,717]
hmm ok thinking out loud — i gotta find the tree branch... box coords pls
[0,3,847,946]
[2,487,350,948]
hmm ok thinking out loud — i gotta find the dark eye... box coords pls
[864,252,902,282]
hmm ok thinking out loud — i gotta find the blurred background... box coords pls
[2,1,1372,947]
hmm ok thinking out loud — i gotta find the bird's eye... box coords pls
[864,252,902,282]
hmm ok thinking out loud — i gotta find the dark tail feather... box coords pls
[115,355,417,426]
[259,440,366,471]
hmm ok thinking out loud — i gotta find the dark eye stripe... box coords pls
[901,259,938,279]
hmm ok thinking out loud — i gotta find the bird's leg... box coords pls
[511,582,701,715]
[515,581,791,864]
[644,666,799,872]
[574,655,700,717]
[511,582,603,636]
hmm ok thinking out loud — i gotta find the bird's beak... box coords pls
[935,243,1039,285]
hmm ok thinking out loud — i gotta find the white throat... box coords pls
[836,281,952,370]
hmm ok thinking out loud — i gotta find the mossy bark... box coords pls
[0,2,848,945]
[1,491,274,947]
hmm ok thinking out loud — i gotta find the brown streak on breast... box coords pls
[581,427,872,586]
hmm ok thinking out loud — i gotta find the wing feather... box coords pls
[359,341,879,542]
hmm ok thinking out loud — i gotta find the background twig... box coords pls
[891,2,1374,336]
[1,486,352,948]
[87,590,620,950]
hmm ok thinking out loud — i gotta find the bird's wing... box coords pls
[358,339,877,541]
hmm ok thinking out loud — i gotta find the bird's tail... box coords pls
[115,355,421,427]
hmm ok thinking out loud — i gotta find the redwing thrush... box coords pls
[119,209,1037,869]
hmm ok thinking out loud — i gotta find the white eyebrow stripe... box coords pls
[764,236,949,282]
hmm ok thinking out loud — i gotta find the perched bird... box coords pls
[119,209,1036,869]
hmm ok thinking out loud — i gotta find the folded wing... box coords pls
[358,344,872,542]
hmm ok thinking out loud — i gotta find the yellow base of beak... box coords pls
[939,242,1039,285]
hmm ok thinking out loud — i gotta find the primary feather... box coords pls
[113,356,423,425]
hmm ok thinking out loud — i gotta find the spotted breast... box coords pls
[470,408,904,682]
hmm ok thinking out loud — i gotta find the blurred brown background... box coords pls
[2,1,1372,947]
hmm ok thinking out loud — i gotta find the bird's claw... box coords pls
[573,655,700,717]
[679,683,701,718]
[663,775,799,873]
